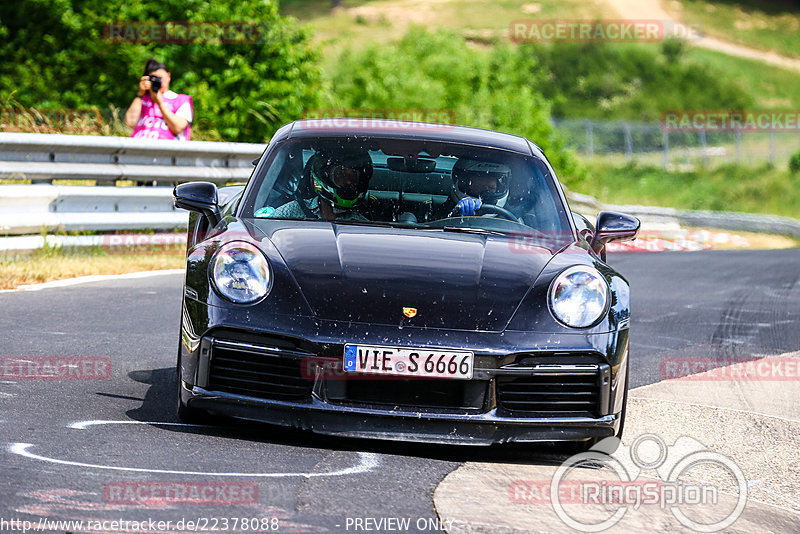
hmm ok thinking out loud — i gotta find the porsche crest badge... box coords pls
[402,307,417,318]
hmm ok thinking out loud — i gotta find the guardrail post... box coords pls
[735,129,742,164]
[585,120,594,157]
[662,130,669,170]
[623,122,632,163]
[769,132,775,166]
[699,130,707,166]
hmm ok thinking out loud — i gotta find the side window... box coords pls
[302,149,315,168]
[254,146,311,211]
[511,159,568,233]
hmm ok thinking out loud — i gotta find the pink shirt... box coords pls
[132,92,193,140]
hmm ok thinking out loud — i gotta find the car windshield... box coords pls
[242,136,572,241]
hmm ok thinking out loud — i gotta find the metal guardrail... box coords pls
[1,133,798,249]
[567,190,800,237]
[0,132,265,240]
[0,132,264,183]
[0,232,188,252]
[0,184,186,235]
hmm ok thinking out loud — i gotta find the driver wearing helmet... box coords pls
[448,159,511,217]
[268,149,373,221]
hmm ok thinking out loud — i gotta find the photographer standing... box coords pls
[125,58,193,140]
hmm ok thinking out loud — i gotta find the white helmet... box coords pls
[451,159,510,207]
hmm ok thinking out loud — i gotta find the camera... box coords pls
[148,75,162,93]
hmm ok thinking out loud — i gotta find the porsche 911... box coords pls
[173,119,639,448]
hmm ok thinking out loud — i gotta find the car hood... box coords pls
[249,221,558,331]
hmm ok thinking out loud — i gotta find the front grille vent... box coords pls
[496,368,602,416]
[208,339,314,401]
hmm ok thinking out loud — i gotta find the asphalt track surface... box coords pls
[0,248,798,533]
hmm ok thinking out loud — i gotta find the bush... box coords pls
[516,41,753,121]
[324,27,756,179]
[661,37,686,65]
[790,151,800,174]
[325,28,581,179]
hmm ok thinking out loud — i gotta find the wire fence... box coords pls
[552,119,800,170]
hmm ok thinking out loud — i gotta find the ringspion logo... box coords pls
[549,434,747,532]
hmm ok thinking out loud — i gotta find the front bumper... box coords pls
[179,325,629,445]
[183,383,621,445]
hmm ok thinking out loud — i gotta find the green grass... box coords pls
[0,245,184,290]
[280,2,800,220]
[284,0,800,112]
[280,0,613,61]
[684,47,800,108]
[670,0,800,59]
[567,162,800,218]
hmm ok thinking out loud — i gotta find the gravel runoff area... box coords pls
[434,351,800,533]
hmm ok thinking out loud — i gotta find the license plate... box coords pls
[343,344,474,379]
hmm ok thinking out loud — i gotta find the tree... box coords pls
[0,0,321,141]
[327,28,579,177]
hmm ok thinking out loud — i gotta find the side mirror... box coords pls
[173,181,222,227]
[591,211,640,253]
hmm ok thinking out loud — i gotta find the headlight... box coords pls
[210,241,271,304]
[549,266,609,328]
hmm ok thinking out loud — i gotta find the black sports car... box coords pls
[173,119,639,448]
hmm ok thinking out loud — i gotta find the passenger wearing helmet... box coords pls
[448,159,511,217]
[268,149,373,221]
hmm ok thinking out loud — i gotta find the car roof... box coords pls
[280,118,538,156]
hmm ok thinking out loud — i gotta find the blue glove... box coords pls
[453,197,482,216]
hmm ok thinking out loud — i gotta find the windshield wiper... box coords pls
[331,219,393,228]
[442,225,507,236]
